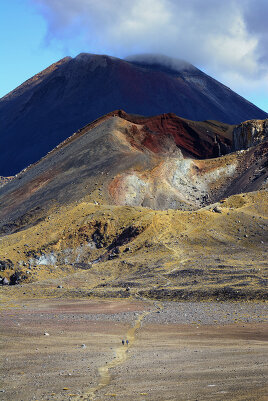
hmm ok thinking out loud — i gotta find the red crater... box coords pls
[107,110,232,159]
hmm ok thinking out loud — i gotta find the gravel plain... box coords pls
[0,298,267,401]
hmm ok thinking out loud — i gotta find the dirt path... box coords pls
[100,321,268,401]
[76,301,162,400]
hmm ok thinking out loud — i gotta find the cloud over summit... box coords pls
[32,0,268,108]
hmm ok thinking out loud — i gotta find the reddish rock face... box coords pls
[105,110,232,159]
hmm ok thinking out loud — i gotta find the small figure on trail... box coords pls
[122,339,125,345]
[126,339,129,346]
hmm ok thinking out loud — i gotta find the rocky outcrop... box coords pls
[233,119,268,151]
[0,176,13,188]
[0,259,14,271]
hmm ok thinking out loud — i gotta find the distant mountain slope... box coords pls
[0,53,267,176]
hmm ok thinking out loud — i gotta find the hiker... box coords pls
[126,339,129,346]
[122,339,125,345]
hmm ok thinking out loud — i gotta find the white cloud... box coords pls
[31,0,268,109]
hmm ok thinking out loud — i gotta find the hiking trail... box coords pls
[75,301,162,400]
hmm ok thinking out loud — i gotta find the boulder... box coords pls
[0,259,13,271]
[0,277,9,285]
[213,206,222,213]
[9,271,22,285]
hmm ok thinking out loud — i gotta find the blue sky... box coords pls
[0,1,66,95]
[1,0,267,112]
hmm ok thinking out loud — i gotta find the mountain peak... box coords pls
[125,53,196,73]
[74,52,120,63]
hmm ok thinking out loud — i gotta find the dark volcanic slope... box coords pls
[1,53,267,175]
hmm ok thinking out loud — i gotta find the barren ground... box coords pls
[0,298,267,401]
